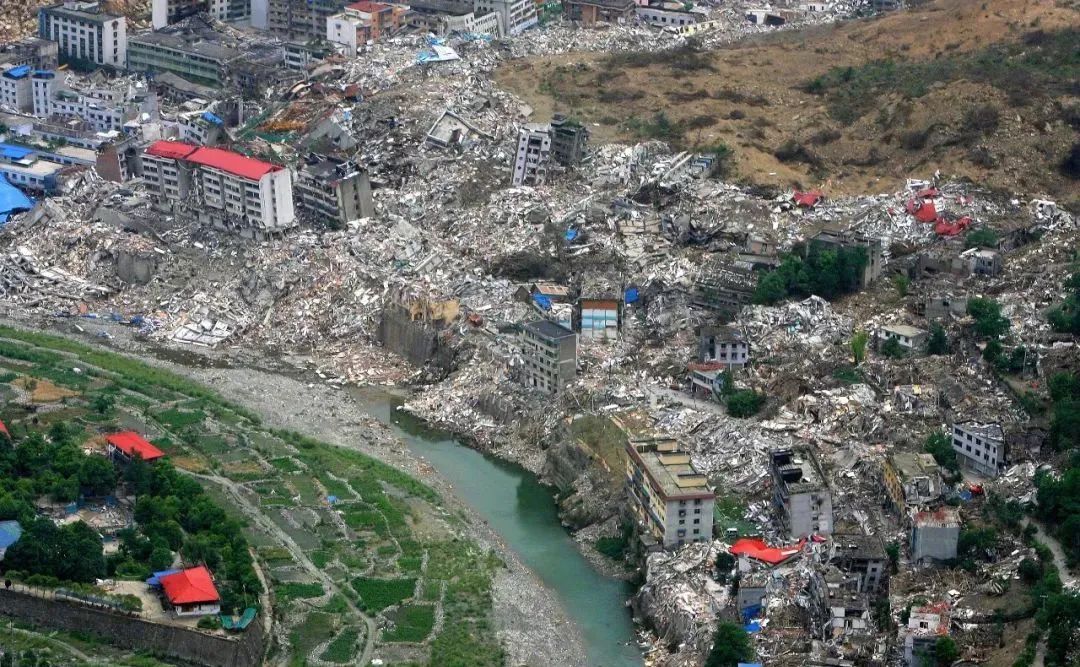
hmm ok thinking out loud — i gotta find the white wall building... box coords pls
[951,421,1006,479]
[0,66,34,112]
[512,124,550,186]
[143,140,296,239]
[473,0,536,36]
[38,2,127,69]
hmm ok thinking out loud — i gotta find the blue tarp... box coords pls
[202,111,224,125]
[744,620,762,633]
[0,176,34,225]
[532,294,552,311]
[0,520,22,550]
[326,495,338,505]
[3,65,30,79]
[145,569,181,587]
[624,287,639,304]
[738,664,763,667]
[565,228,579,242]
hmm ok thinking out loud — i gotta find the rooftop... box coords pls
[129,31,238,63]
[913,506,960,528]
[41,1,122,24]
[771,448,828,493]
[953,421,1004,441]
[106,431,165,462]
[832,533,886,561]
[186,146,282,181]
[890,451,940,480]
[523,320,575,340]
[880,324,926,338]
[145,140,199,161]
[628,441,714,500]
[159,566,220,605]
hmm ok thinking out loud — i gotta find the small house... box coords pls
[699,325,749,368]
[876,324,927,352]
[106,431,165,464]
[158,566,221,617]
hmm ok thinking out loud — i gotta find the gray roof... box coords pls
[41,2,122,24]
[523,320,575,340]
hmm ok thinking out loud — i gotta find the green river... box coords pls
[352,389,643,667]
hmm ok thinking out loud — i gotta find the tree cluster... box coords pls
[1048,270,1080,335]
[753,244,869,305]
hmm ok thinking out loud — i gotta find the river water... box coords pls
[350,388,643,667]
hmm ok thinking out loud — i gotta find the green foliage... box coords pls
[983,338,1003,363]
[933,636,960,667]
[958,526,998,559]
[4,518,105,583]
[1018,557,1044,585]
[275,582,325,602]
[383,604,437,642]
[90,391,116,415]
[197,615,221,630]
[924,432,960,475]
[850,330,869,365]
[802,29,1080,123]
[893,274,910,297]
[596,524,632,561]
[352,577,415,612]
[155,408,206,429]
[1048,270,1080,334]
[753,244,868,304]
[965,228,999,249]
[927,324,950,356]
[726,389,765,418]
[885,542,900,574]
[1047,372,1080,453]
[880,337,907,359]
[967,298,1010,340]
[319,627,359,662]
[704,622,753,667]
[627,112,683,142]
[832,365,862,384]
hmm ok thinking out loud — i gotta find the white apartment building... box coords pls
[951,421,1006,479]
[143,141,296,239]
[511,124,550,186]
[0,66,34,112]
[38,2,127,69]
[474,0,536,36]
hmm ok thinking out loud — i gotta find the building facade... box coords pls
[574,297,620,340]
[474,0,537,35]
[143,140,296,239]
[910,507,960,564]
[951,420,1006,479]
[698,325,749,368]
[883,452,942,515]
[38,2,127,69]
[295,154,374,227]
[518,320,576,394]
[625,438,715,549]
[876,324,927,352]
[511,124,551,186]
[770,448,833,538]
[127,29,237,88]
[327,1,406,55]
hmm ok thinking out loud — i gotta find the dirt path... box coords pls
[1022,517,1076,589]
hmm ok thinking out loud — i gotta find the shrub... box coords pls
[900,128,930,150]
[965,228,999,249]
[963,104,1001,137]
[1062,142,1080,180]
[727,390,765,418]
[773,140,819,165]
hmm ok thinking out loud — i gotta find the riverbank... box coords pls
[0,311,590,667]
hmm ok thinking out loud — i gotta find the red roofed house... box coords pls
[106,431,165,464]
[159,566,221,617]
[142,140,295,240]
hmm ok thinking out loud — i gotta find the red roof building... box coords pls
[145,140,199,161]
[159,566,221,616]
[185,146,282,181]
[106,431,165,462]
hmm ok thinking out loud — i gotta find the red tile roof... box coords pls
[159,566,220,606]
[730,537,806,564]
[186,147,281,181]
[145,140,199,160]
[106,431,165,462]
[347,1,392,11]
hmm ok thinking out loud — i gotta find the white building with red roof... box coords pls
[142,140,296,239]
[158,566,222,617]
[106,431,165,463]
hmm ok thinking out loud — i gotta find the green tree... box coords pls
[926,324,949,355]
[1047,270,1080,335]
[727,390,765,418]
[78,456,117,496]
[90,392,116,415]
[965,228,999,249]
[149,546,174,571]
[850,330,869,365]
[880,337,906,359]
[958,527,998,559]
[983,339,1003,363]
[967,298,1010,339]
[924,431,959,475]
[933,636,960,667]
[704,622,753,667]
[893,274,910,297]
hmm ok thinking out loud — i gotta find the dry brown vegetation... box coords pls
[495,0,1080,198]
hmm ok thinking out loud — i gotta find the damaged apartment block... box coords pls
[516,320,576,394]
[625,438,714,550]
[769,447,833,538]
[511,114,588,186]
[378,287,459,368]
[295,153,373,228]
[950,420,1007,479]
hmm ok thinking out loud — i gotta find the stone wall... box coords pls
[378,305,455,370]
[0,589,264,667]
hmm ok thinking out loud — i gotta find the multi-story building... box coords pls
[809,566,870,640]
[830,533,888,594]
[573,297,620,340]
[127,26,239,88]
[883,452,942,515]
[0,66,33,113]
[295,154,374,227]
[517,320,576,394]
[636,4,703,26]
[902,603,950,667]
[770,448,833,538]
[809,225,883,287]
[550,113,588,167]
[152,0,257,29]
[951,420,1006,479]
[562,0,635,25]
[911,507,959,564]
[698,325,749,368]
[38,2,127,69]
[474,0,536,35]
[625,438,715,549]
[512,124,551,186]
[142,140,296,239]
[33,77,157,133]
[327,1,407,55]
[270,0,351,41]
[0,38,60,71]
[693,258,756,315]
[0,142,72,194]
